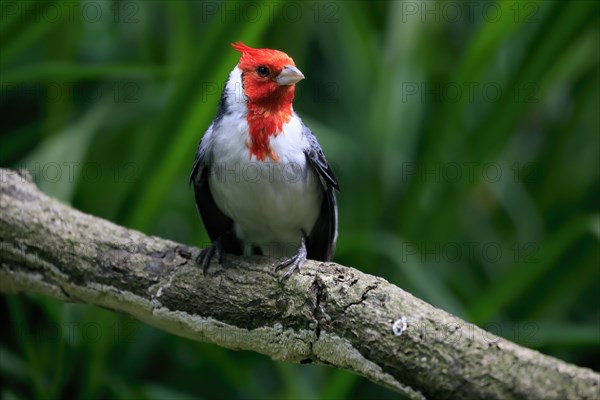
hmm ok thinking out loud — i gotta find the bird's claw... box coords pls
[275,254,305,281]
[275,233,308,281]
[197,242,223,276]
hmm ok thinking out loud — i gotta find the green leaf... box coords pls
[469,215,600,324]
[1,63,173,85]
[22,101,110,202]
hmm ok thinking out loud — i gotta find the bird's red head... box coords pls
[232,42,303,102]
[231,42,305,161]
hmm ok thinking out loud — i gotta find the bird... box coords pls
[190,42,339,280]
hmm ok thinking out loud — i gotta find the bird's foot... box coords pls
[275,233,308,281]
[197,239,224,276]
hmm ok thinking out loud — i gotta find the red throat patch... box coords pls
[245,85,295,162]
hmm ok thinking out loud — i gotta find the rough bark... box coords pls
[0,168,598,400]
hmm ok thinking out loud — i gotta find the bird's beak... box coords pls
[276,65,304,86]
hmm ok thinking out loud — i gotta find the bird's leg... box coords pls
[197,235,226,275]
[275,231,308,281]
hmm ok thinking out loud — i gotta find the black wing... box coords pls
[302,124,339,261]
[190,133,243,255]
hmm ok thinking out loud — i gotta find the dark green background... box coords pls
[1,1,598,399]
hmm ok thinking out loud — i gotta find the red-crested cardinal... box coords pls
[190,42,339,279]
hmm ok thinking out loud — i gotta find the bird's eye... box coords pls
[256,66,270,77]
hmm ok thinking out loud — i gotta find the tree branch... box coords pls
[0,168,597,399]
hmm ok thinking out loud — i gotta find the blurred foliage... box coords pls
[1,0,599,399]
